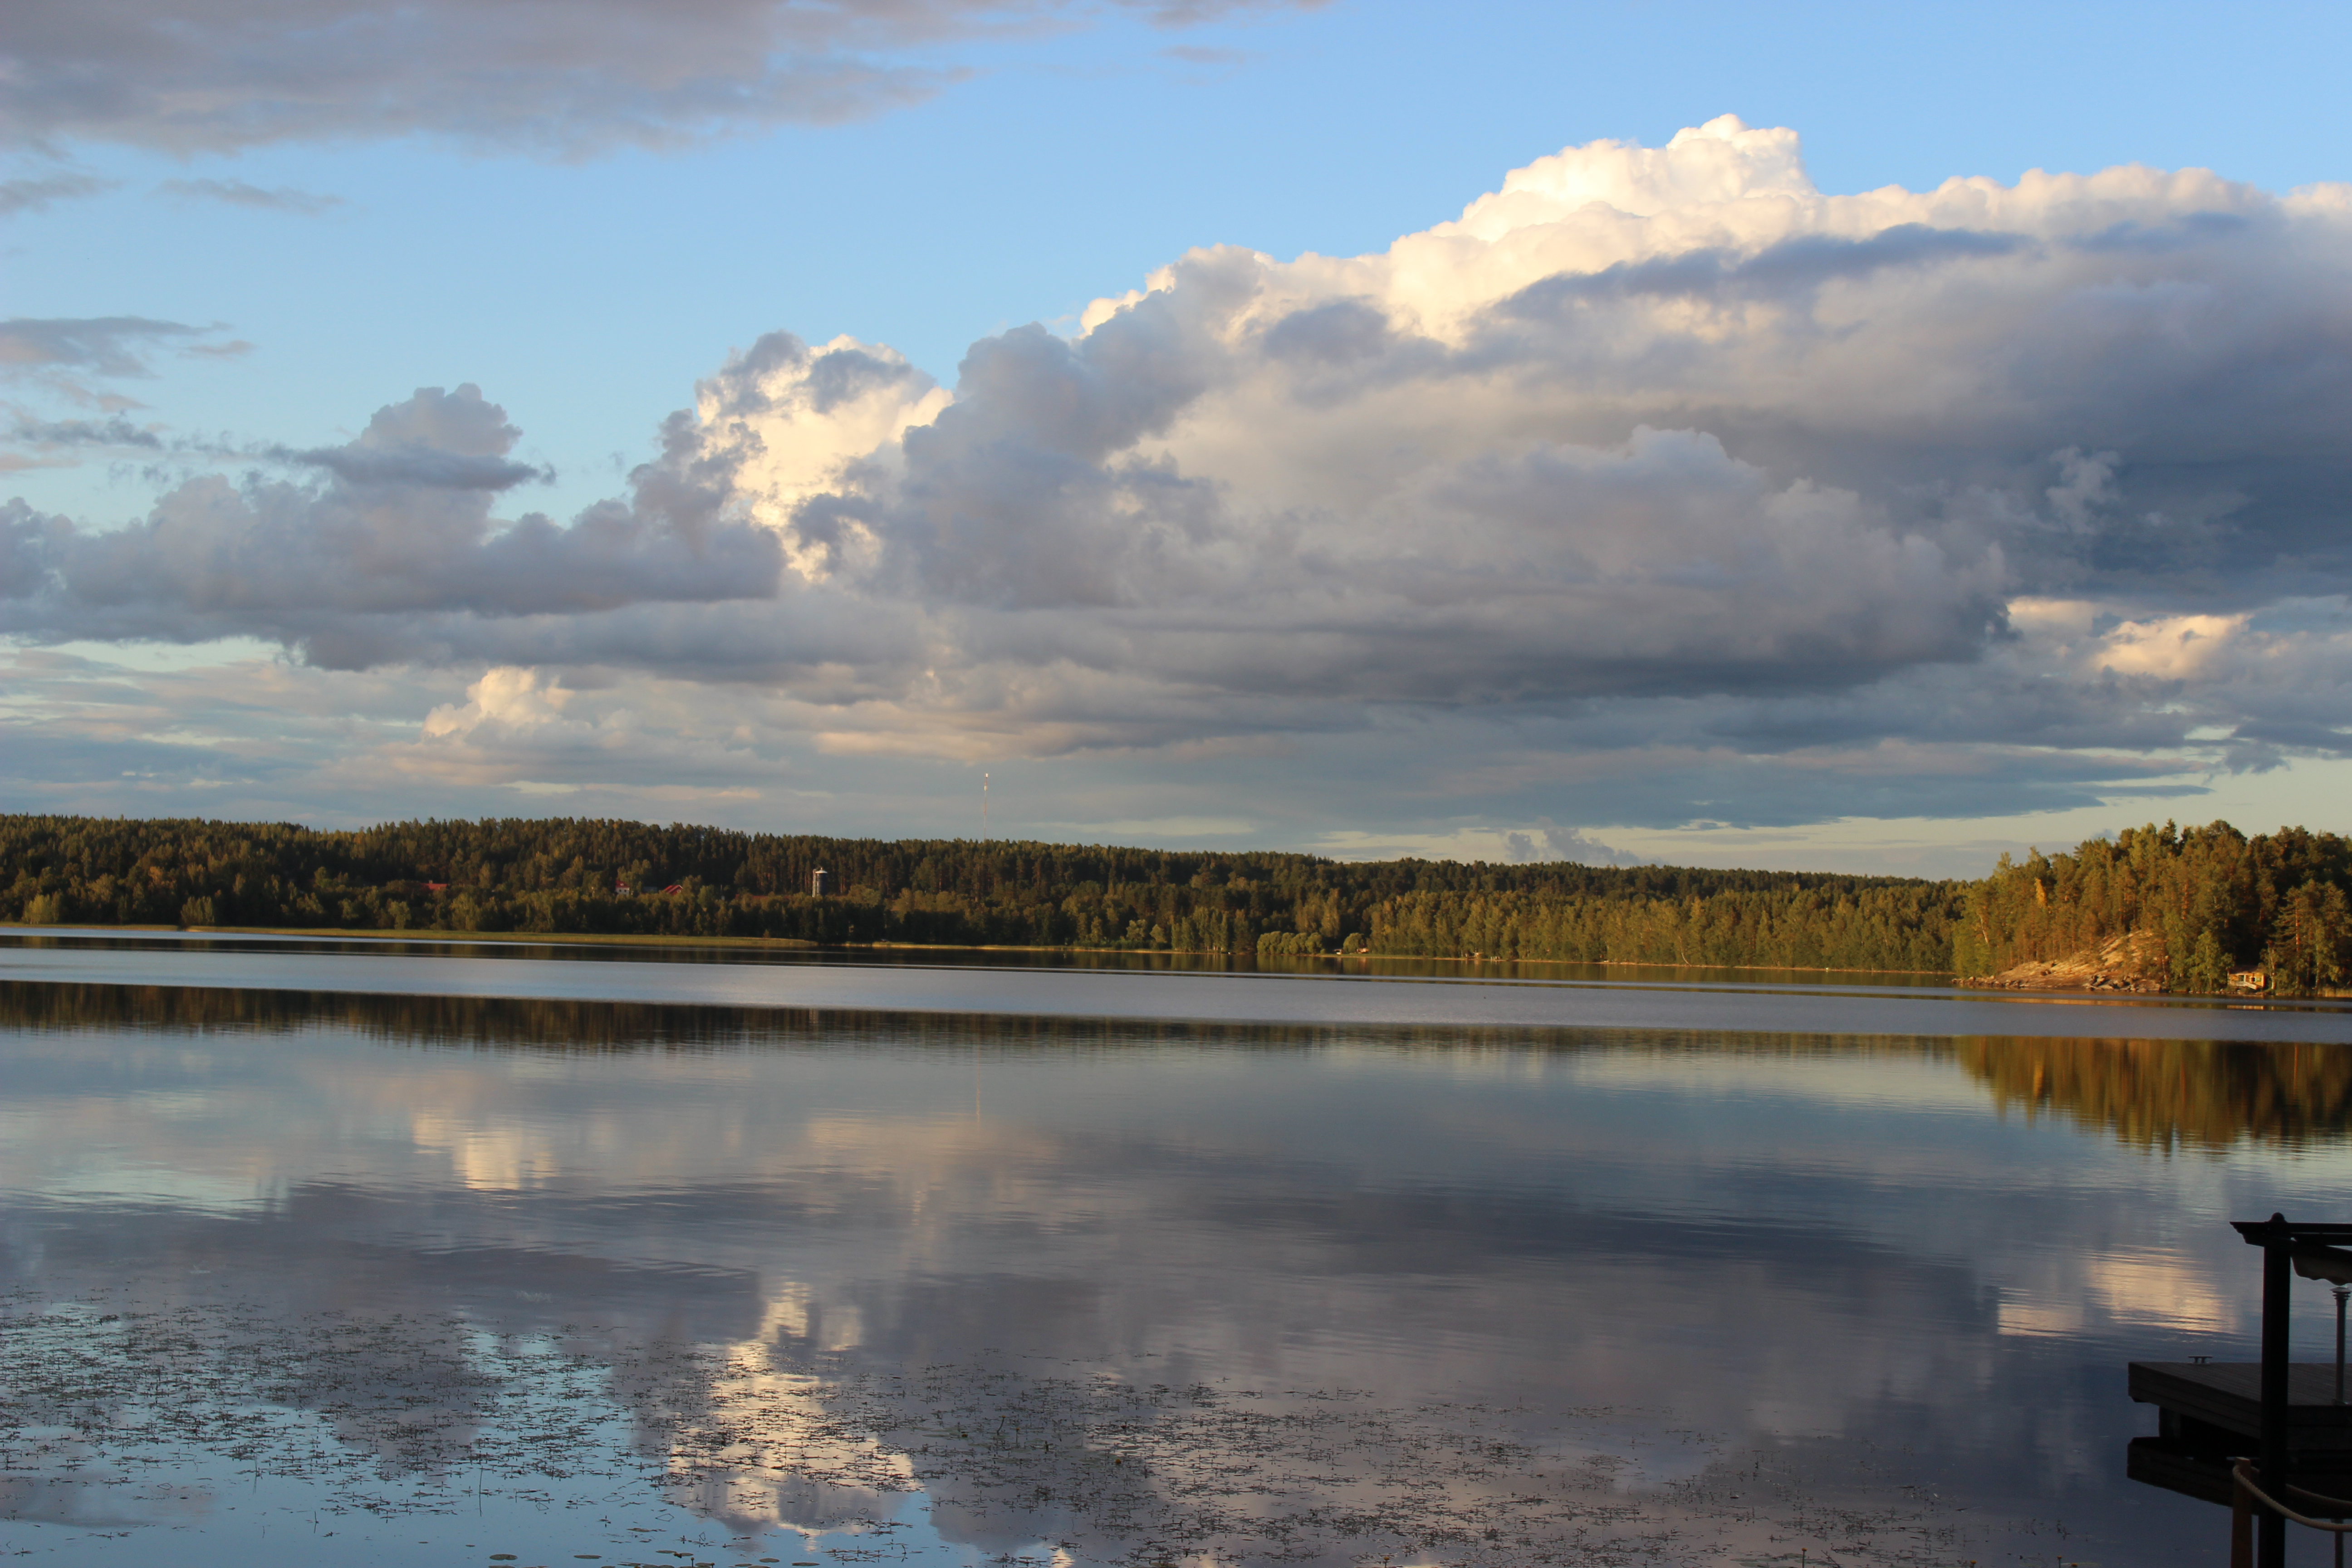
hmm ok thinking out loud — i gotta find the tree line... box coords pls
[1953,821,2351,996]
[0,813,2343,991]
[0,811,1960,968]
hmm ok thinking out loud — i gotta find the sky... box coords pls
[5,0,2352,877]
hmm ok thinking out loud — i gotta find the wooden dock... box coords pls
[2130,1362,2352,1514]
[2125,1220,2352,1565]
[2132,1362,2352,1455]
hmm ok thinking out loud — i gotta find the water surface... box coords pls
[4,936,2352,1565]
[7,928,2348,1040]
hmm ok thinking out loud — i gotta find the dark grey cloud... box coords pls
[260,386,550,489]
[0,384,781,665]
[614,124,2352,791]
[270,444,549,490]
[3,0,1318,157]
[1263,298,1392,365]
[0,499,67,600]
[1498,223,2033,314]
[707,240,2010,707]
[8,119,2352,838]
[0,169,114,215]
[157,177,343,214]
[1308,701,2214,834]
[9,416,162,449]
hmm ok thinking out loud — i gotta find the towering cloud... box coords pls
[8,118,2352,831]
[624,117,2346,759]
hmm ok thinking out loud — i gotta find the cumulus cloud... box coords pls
[10,117,2352,833]
[548,116,2342,761]
[0,384,782,665]
[3,0,1316,157]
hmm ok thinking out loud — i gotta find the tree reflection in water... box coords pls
[0,977,2328,1564]
[4,980,2337,1152]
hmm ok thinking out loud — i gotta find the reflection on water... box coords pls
[13,929,2352,1044]
[9,980,2349,1154]
[1960,1034,2352,1151]
[4,927,1962,990]
[4,972,2352,1565]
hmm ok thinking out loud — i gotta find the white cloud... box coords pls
[10,117,2352,838]
[626,115,2346,769]
[688,333,952,581]
[2092,612,2249,678]
[422,665,573,739]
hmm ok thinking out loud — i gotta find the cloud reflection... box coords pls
[0,984,2323,1564]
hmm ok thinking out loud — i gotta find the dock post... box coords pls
[2336,1283,2347,1405]
[2263,1214,2291,1568]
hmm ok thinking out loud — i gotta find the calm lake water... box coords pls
[5,933,2352,1567]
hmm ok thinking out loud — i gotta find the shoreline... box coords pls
[2,921,1957,979]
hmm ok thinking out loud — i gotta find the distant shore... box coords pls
[5,919,1956,979]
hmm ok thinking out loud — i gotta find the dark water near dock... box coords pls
[4,934,2352,1565]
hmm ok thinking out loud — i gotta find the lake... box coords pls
[4,931,2352,1566]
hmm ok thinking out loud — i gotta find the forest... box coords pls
[0,813,2343,992]
[1952,821,2351,996]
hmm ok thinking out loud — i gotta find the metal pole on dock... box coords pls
[2263,1215,2292,1568]
[2337,1280,2350,1568]
[2336,1284,2348,1406]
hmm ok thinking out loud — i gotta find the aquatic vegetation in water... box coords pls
[1,1290,1999,1564]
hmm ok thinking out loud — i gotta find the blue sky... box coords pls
[5,0,2352,875]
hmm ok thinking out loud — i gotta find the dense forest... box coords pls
[0,813,2344,992]
[0,812,1960,969]
[1953,821,2351,995]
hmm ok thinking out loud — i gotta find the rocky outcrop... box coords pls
[1959,930,2169,993]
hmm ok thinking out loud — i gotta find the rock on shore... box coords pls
[1959,930,2168,993]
